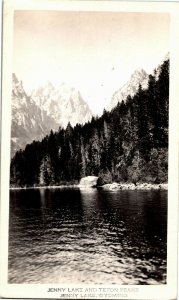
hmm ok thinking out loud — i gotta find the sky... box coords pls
[13,11,170,115]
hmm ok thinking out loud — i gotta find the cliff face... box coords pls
[11,74,59,157]
[11,76,92,157]
[31,82,92,128]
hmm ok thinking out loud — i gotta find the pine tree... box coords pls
[10,58,169,186]
[39,155,54,186]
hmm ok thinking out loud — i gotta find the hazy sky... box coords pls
[13,11,170,115]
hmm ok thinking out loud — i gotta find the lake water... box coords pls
[9,188,167,284]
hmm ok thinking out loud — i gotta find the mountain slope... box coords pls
[11,74,59,157]
[11,76,92,157]
[31,82,92,128]
[107,68,149,111]
[10,57,169,187]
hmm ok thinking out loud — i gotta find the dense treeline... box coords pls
[10,59,169,187]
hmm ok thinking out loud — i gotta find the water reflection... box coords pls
[9,188,167,284]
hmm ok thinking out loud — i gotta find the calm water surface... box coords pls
[9,188,167,284]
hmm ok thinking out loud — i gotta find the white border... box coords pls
[0,1,178,299]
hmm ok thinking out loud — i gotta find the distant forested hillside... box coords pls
[10,59,169,187]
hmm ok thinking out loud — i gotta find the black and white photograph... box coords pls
[0,1,178,299]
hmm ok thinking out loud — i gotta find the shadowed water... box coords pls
[9,188,167,284]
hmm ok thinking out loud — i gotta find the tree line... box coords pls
[10,59,169,187]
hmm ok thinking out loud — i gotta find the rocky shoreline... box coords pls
[10,182,168,190]
[10,184,77,190]
[100,182,168,191]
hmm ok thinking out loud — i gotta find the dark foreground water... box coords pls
[9,188,167,284]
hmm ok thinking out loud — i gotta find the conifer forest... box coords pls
[10,59,169,187]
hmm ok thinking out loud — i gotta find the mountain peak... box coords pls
[131,68,148,78]
[106,67,149,111]
[163,52,169,62]
[12,73,27,99]
[12,73,19,84]
[11,76,92,156]
[31,81,92,128]
[44,81,54,89]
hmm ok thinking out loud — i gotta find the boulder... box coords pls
[159,184,168,190]
[79,176,98,188]
[109,182,120,190]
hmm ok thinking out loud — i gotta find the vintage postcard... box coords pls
[0,0,178,299]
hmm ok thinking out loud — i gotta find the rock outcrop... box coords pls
[79,176,98,188]
[101,182,168,190]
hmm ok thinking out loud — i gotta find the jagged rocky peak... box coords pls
[31,81,92,127]
[130,68,148,80]
[11,74,60,157]
[32,81,78,100]
[107,67,149,111]
[12,73,26,98]
[11,74,93,157]
[12,73,18,84]
[32,81,54,98]
[127,68,148,89]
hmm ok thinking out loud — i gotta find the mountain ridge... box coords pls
[10,57,169,186]
[106,68,149,111]
[11,53,169,157]
[11,76,92,157]
[106,53,169,111]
